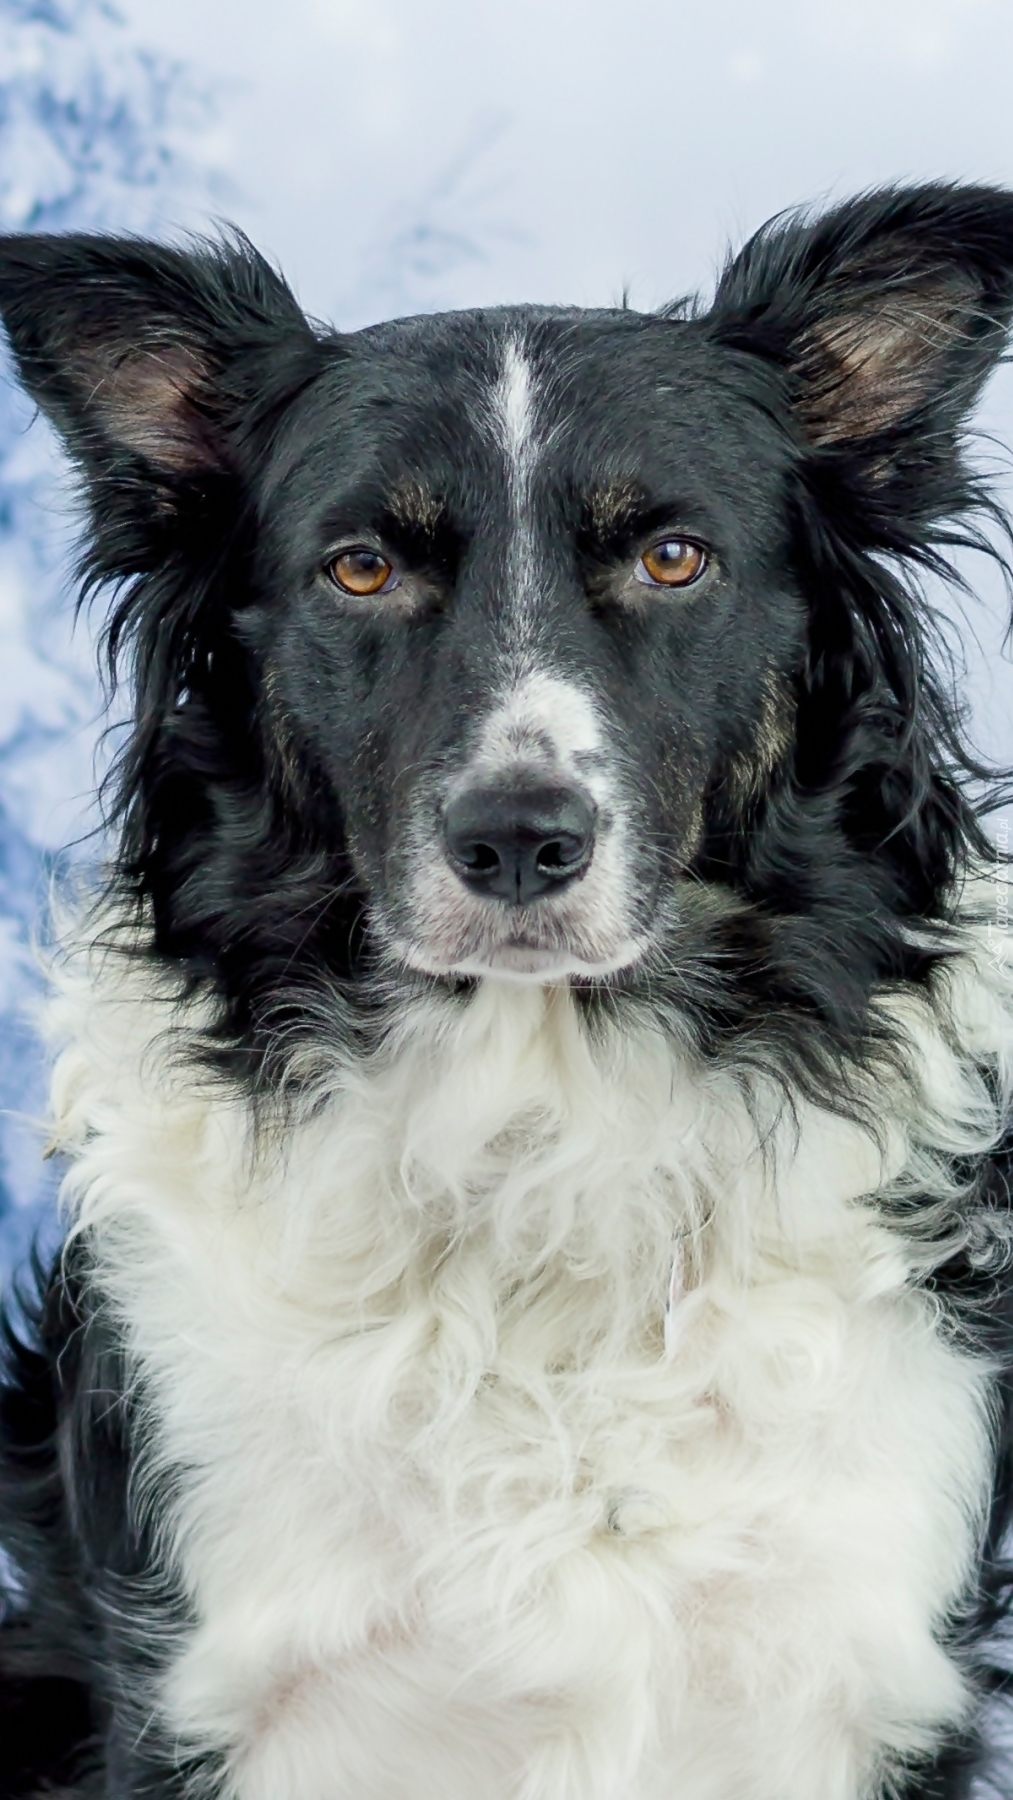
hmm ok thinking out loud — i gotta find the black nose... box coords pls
[443,782,597,905]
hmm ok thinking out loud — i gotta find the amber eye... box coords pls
[327,548,396,597]
[636,539,707,588]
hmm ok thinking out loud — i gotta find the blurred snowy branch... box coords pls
[0,0,218,1267]
[334,113,524,328]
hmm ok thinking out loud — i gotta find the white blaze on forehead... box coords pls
[488,335,543,643]
[492,336,536,495]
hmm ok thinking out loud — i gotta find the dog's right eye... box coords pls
[326,549,397,597]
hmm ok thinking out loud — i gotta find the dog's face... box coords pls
[1,187,1012,1084]
[252,311,797,982]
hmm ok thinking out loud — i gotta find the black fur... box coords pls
[1,184,1013,1794]
[0,1243,203,1796]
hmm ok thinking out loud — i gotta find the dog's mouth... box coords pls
[401,938,647,984]
[386,908,651,986]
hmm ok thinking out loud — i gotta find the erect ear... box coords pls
[709,184,1013,483]
[0,231,321,484]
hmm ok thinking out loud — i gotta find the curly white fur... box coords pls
[44,903,1013,1800]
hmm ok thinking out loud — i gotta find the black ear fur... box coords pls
[0,232,321,483]
[0,234,339,1046]
[697,187,1013,981]
[711,184,1013,494]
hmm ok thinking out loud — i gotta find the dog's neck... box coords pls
[49,901,1013,1341]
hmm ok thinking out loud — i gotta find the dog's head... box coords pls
[1,187,1012,1086]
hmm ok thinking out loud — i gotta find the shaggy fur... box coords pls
[1,184,1013,1797]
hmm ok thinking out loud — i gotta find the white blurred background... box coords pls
[124,0,1013,324]
[2,0,1013,1258]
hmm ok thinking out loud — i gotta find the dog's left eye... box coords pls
[326,549,398,597]
[635,540,707,588]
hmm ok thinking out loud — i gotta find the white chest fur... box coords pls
[48,936,1013,1800]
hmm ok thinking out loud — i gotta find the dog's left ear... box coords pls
[710,184,1013,498]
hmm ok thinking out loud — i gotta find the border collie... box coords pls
[0,184,1013,1800]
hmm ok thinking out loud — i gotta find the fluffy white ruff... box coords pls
[45,912,1013,1800]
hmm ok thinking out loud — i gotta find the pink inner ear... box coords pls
[88,341,221,474]
[795,269,979,446]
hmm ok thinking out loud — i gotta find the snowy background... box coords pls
[2,0,1013,1270]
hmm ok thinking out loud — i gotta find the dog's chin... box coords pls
[394,934,648,986]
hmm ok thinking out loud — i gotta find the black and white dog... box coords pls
[1,184,1013,1800]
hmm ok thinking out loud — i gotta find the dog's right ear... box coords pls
[0,232,322,491]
